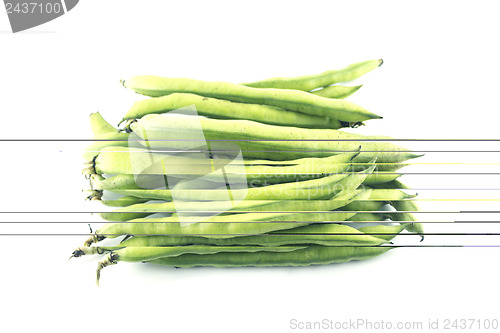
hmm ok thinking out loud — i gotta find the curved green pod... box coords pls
[346,212,391,223]
[93,189,368,242]
[73,243,303,257]
[130,114,420,164]
[242,59,383,91]
[115,222,388,248]
[343,189,416,212]
[107,166,373,201]
[92,146,357,184]
[111,245,305,262]
[110,176,370,217]
[83,112,129,163]
[90,170,395,192]
[121,93,341,129]
[357,223,410,242]
[94,245,306,284]
[363,172,401,185]
[122,76,381,123]
[389,200,424,238]
[90,112,117,136]
[311,85,362,99]
[148,244,392,268]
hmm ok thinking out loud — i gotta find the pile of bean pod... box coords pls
[73,59,424,284]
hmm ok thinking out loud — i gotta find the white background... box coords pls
[1,1,500,332]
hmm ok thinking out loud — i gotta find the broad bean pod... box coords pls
[107,222,389,248]
[121,93,343,129]
[91,146,357,184]
[147,244,392,268]
[104,165,372,202]
[122,76,381,123]
[242,59,382,91]
[311,85,362,99]
[343,189,416,211]
[87,189,369,245]
[94,245,305,285]
[129,114,419,165]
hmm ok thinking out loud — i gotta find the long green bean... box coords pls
[104,222,389,248]
[242,59,383,91]
[129,114,419,165]
[148,244,392,268]
[121,93,343,129]
[95,245,305,285]
[85,188,369,246]
[105,165,373,201]
[311,85,362,99]
[122,76,381,123]
[91,146,357,184]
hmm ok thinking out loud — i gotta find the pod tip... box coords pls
[378,59,384,67]
[411,153,425,159]
[120,79,126,87]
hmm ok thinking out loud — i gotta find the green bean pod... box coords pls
[89,188,369,244]
[89,112,118,136]
[129,114,419,164]
[242,59,383,91]
[95,245,305,285]
[105,164,372,201]
[96,211,357,241]
[111,222,388,248]
[357,223,410,241]
[122,76,381,123]
[147,244,392,268]
[113,245,305,262]
[110,197,359,215]
[389,200,424,238]
[343,189,416,211]
[83,112,130,163]
[121,93,342,129]
[92,146,357,184]
[102,174,370,222]
[311,85,362,99]
[363,172,401,185]
[346,213,391,223]
[90,170,398,192]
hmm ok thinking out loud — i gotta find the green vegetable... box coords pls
[311,85,362,99]
[121,93,341,129]
[122,76,381,123]
[108,222,389,248]
[94,245,305,285]
[242,59,382,91]
[84,188,370,246]
[129,114,419,165]
[147,245,392,268]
